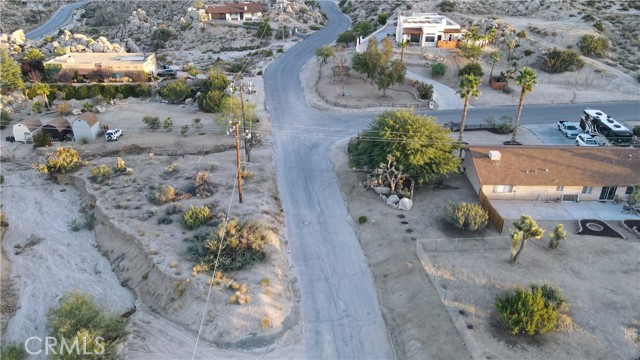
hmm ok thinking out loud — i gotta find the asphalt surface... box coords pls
[25,1,90,40]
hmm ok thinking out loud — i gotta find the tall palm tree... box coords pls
[398,40,409,63]
[488,50,502,82]
[457,74,481,154]
[511,67,538,144]
[31,82,51,108]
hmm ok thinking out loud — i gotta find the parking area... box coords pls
[524,124,579,145]
[491,200,636,221]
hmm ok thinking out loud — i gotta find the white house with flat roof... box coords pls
[395,13,461,48]
[44,52,156,80]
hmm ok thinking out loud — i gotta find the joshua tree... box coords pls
[398,40,410,63]
[548,224,567,249]
[510,215,544,263]
[506,38,517,60]
[510,67,538,143]
[457,74,481,153]
[488,50,503,82]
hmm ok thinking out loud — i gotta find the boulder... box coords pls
[184,98,194,105]
[386,195,400,206]
[9,29,26,45]
[397,198,413,211]
[71,109,82,115]
[373,187,391,195]
[95,105,107,113]
[126,39,141,52]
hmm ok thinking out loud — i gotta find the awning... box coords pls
[443,28,462,33]
[403,28,423,35]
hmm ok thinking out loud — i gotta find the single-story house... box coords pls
[44,52,156,80]
[42,118,73,141]
[13,117,42,143]
[206,2,264,22]
[72,112,100,141]
[395,12,462,48]
[464,146,640,202]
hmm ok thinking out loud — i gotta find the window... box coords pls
[626,186,634,194]
[424,35,436,42]
[556,186,564,191]
[582,186,593,194]
[493,185,513,193]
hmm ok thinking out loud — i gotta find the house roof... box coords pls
[207,2,264,14]
[75,112,99,126]
[443,28,461,33]
[403,28,423,35]
[468,146,640,187]
[17,117,43,132]
[43,118,71,132]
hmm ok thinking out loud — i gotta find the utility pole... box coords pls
[240,86,251,162]
[235,121,243,203]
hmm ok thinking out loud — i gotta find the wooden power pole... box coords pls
[240,89,251,162]
[235,121,243,203]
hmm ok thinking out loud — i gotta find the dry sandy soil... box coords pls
[332,129,640,359]
[0,79,304,357]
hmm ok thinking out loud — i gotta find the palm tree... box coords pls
[510,67,538,143]
[456,74,481,154]
[488,50,502,82]
[398,40,409,63]
[31,83,51,108]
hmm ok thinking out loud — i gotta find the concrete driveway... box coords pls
[492,200,636,221]
[524,124,579,145]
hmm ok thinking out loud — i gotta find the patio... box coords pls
[491,199,637,221]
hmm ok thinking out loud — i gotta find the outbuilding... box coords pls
[72,112,100,141]
[12,117,43,143]
[42,118,73,141]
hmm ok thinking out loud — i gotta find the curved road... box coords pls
[265,1,639,359]
[25,1,90,40]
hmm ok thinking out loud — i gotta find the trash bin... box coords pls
[428,101,435,110]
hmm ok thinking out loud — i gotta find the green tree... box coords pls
[23,48,45,62]
[458,62,484,77]
[44,64,63,82]
[336,30,357,47]
[198,90,225,113]
[315,45,335,64]
[353,20,373,37]
[375,59,406,96]
[0,49,25,93]
[510,67,538,143]
[496,287,559,335]
[48,292,126,360]
[352,37,382,81]
[378,13,388,25]
[510,215,544,263]
[158,80,189,103]
[256,18,272,38]
[199,68,230,93]
[431,62,447,77]
[219,95,256,125]
[548,224,567,249]
[488,50,502,81]
[398,40,409,63]
[31,83,51,108]
[457,75,481,146]
[349,109,461,183]
[459,44,482,61]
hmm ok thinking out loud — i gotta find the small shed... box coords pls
[13,117,43,143]
[42,118,73,141]
[72,112,100,141]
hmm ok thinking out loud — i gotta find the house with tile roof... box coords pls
[206,2,264,22]
[464,146,640,203]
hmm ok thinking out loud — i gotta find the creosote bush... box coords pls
[151,184,176,204]
[181,205,211,230]
[443,201,489,232]
[143,115,160,129]
[431,63,447,77]
[358,215,368,224]
[578,34,609,57]
[542,48,585,73]
[495,286,559,335]
[188,218,268,271]
[34,147,81,175]
[90,164,112,183]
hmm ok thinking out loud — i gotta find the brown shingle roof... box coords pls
[403,28,423,35]
[207,2,263,14]
[43,118,71,132]
[17,117,43,132]
[443,28,461,33]
[469,146,640,187]
[75,112,98,126]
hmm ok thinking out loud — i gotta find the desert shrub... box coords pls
[548,223,567,249]
[542,48,585,73]
[165,202,183,215]
[48,292,126,359]
[516,30,527,38]
[578,35,609,57]
[162,117,173,130]
[87,67,113,83]
[197,90,225,113]
[633,125,640,137]
[416,81,434,100]
[56,100,71,115]
[188,218,267,271]
[194,170,214,198]
[593,20,604,31]
[432,62,447,77]
[165,162,179,174]
[530,283,566,311]
[523,49,534,56]
[495,287,559,335]
[459,44,482,61]
[1,109,12,129]
[158,80,189,103]
[90,165,112,183]
[123,70,147,82]
[68,218,81,231]
[181,205,211,230]
[83,211,95,230]
[31,130,52,148]
[151,184,176,205]
[181,124,189,136]
[358,215,367,224]
[240,168,254,182]
[502,85,513,94]
[458,62,484,77]
[34,147,81,175]
[495,115,514,134]
[31,100,44,113]
[438,0,456,12]
[0,343,27,360]
[192,118,202,129]
[82,103,94,112]
[143,115,160,129]
[114,157,126,173]
[443,201,489,232]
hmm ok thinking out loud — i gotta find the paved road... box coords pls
[25,1,90,40]
[265,2,639,359]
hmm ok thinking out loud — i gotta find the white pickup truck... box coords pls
[105,129,123,141]
[557,121,580,138]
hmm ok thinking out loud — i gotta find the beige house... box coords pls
[464,146,640,202]
[44,53,156,79]
[395,13,461,48]
[206,2,264,22]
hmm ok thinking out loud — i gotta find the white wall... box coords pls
[72,120,99,141]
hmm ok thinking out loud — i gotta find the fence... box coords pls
[479,189,505,233]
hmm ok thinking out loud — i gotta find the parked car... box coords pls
[557,121,580,138]
[157,69,177,77]
[575,133,598,147]
[105,129,123,141]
